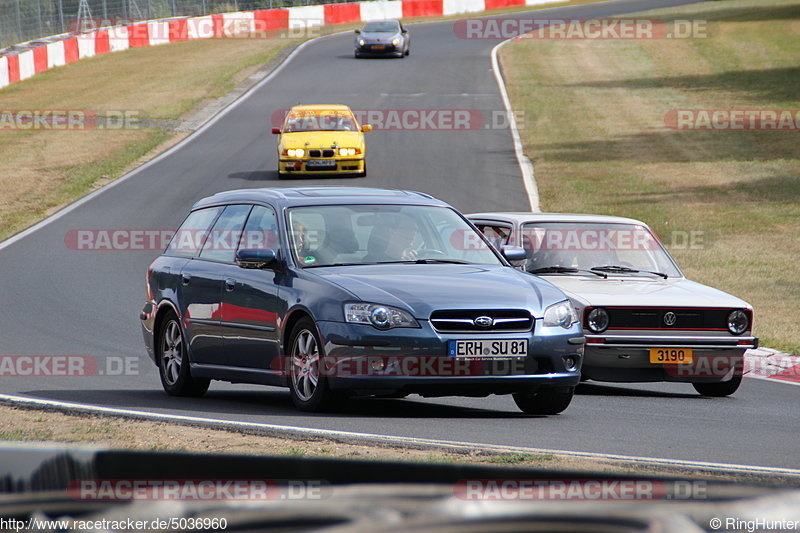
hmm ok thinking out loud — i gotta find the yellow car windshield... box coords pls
[284,112,357,133]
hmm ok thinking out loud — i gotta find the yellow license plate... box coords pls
[372,45,385,51]
[649,348,693,364]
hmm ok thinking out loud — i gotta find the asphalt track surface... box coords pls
[1,0,797,470]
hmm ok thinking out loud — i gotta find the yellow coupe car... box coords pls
[272,104,371,178]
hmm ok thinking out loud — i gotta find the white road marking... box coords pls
[491,38,539,212]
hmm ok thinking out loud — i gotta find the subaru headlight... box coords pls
[543,301,578,329]
[727,309,749,335]
[344,303,419,330]
[586,307,609,333]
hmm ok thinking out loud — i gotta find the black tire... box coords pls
[157,312,210,397]
[287,317,344,412]
[692,375,742,397]
[405,48,410,56]
[513,386,574,415]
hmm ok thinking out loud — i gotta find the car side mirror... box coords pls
[271,127,281,134]
[402,29,408,33]
[236,249,279,269]
[354,29,361,34]
[361,124,372,132]
[501,245,527,267]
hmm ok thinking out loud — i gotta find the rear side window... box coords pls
[199,204,253,263]
[164,207,223,257]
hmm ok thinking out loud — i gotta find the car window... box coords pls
[289,211,327,265]
[476,224,512,249]
[164,206,223,257]
[238,205,279,252]
[287,205,501,267]
[363,21,400,32]
[284,112,357,133]
[521,222,682,277]
[199,204,252,263]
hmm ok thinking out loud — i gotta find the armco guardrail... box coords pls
[0,0,569,90]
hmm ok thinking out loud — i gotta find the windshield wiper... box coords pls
[414,258,471,264]
[529,266,607,278]
[591,265,668,279]
[374,259,472,265]
[306,262,371,267]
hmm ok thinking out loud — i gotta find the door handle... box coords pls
[181,273,191,286]
[225,278,236,292]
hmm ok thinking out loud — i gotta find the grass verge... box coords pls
[499,0,800,353]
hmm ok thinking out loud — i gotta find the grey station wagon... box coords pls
[140,188,584,413]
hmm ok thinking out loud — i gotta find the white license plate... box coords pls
[448,339,528,358]
[306,159,336,168]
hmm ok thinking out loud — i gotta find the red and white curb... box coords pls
[745,348,800,386]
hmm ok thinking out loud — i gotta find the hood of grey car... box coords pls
[540,275,751,309]
[313,264,566,319]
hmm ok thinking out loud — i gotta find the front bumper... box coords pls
[355,44,401,56]
[279,158,365,175]
[582,333,758,383]
[315,320,583,396]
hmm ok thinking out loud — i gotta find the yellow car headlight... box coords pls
[339,148,357,157]
[287,148,304,158]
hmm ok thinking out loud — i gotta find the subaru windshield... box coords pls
[288,204,503,268]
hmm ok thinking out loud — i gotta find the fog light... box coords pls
[563,356,578,371]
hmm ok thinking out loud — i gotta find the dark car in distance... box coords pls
[140,188,584,413]
[354,20,410,58]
